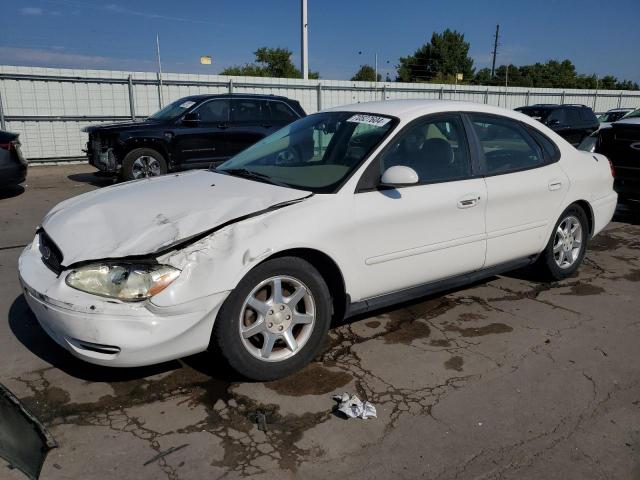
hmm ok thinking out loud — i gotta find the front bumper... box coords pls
[86,140,119,173]
[18,239,229,367]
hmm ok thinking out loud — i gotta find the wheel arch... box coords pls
[120,138,170,165]
[571,199,594,237]
[262,247,348,325]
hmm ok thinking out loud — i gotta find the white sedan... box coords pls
[18,100,617,380]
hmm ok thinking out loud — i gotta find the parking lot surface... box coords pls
[1,165,639,479]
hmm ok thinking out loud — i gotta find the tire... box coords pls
[535,204,589,281]
[212,256,331,381]
[121,148,167,181]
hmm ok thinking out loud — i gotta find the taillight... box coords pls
[0,142,13,152]
[608,159,615,178]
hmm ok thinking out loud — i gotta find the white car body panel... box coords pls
[18,99,617,367]
[42,169,310,265]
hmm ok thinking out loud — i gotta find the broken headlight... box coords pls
[65,263,180,301]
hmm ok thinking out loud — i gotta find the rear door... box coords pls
[468,113,569,266]
[172,98,231,166]
[226,99,271,158]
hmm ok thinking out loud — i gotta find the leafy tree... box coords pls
[471,59,638,90]
[351,64,381,81]
[397,29,474,82]
[221,47,319,79]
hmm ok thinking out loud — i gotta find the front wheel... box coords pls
[212,257,331,381]
[535,205,589,280]
[121,148,167,181]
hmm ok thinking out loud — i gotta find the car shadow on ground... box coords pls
[8,294,243,385]
[0,185,25,200]
[67,172,115,188]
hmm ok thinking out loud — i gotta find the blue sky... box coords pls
[1,0,639,82]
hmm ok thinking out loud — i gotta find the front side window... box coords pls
[196,99,229,123]
[376,116,471,184]
[217,112,396,192]
[470,114,544,175]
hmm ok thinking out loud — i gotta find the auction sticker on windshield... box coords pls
[347,114,391,127]
[179,101,196,109]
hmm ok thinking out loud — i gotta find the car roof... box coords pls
[323,99,540,124]
[607,107,634,112]
[614,117,640,126]
[180,93,294,102]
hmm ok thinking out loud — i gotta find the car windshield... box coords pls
[623,108,640,119]
[599,111,630,123]
[148,98,198,120]
[216,111,396,193]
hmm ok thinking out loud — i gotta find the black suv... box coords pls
[594,119,640,205]
[515,104,599,146]
[85,94,306,180]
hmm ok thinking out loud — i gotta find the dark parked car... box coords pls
[594,118,640,205]
[84,94,306,180]
[515,104,599,146]
[0,130,27,188]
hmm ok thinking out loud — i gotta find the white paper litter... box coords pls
[332,393,377,419]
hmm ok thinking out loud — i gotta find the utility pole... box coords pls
[491,24,500,78]
[156,34,164,107]
[301,0,308,80]
[375,52,378,83]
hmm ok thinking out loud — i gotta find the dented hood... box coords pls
[42,170,310,266]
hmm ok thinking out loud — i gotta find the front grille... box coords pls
[38,230,64,275]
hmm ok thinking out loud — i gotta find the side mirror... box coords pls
[182,112,200,125]
[380,166,419,187]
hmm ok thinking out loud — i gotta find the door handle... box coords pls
[217,123,229,129]
[548,179,563,191]
[457,195,481,209]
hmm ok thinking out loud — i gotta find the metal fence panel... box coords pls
[1,65,640,161]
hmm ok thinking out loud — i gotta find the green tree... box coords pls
[351,64,381,81]
[221,47,319,79]
[397,29,474,82]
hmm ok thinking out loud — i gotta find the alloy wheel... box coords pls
[553,215,583,269]
[131,155,162,178]
[238,276,316,362]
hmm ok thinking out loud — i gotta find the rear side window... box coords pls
[196,99,229,123]
[470,114,544,175]
[230,99,268,123]
[268,101,299,123]
[579,107,598,123]
[547,109,566,124]
[525,126,561,162]
[565,108,582,124]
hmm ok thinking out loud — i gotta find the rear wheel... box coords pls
[121,148,167,181]
[212,257,331,381]
[535,205,589,280]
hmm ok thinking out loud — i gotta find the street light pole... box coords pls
[301,0,308,80]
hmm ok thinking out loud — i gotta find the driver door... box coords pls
[172,99,231,167]
[352,114,487,300]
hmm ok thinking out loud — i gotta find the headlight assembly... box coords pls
[65,263,180,301]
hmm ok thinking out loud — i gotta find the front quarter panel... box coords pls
[152,194,360,306]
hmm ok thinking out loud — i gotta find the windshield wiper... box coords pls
[222,168,271,180]
[216,168,292,188]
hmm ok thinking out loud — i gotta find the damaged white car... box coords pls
[18,100,617,380]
